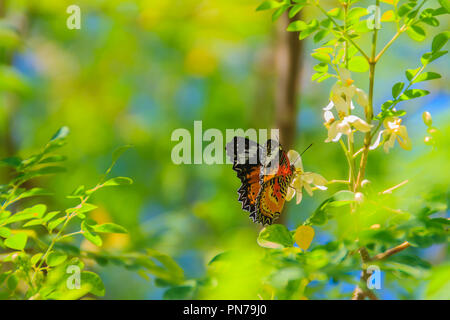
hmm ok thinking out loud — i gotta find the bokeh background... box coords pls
[0,0,448,299]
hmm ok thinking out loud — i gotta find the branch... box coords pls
[371,241,411,261]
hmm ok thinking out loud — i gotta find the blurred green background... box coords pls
[0,0,448,299]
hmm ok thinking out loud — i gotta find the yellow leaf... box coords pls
[380,0,394,4]
[294,225,315,250]
[381,10,395,22]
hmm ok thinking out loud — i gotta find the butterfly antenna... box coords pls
[300,143,313,156]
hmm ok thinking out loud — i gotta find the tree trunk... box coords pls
[275,12,303,151]
[274,12,303,225]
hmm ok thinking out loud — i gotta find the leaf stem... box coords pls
[315,3,370,61]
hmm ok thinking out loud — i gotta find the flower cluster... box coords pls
[371,116,412,153]
[286,150,327,204]
[323,68,372,143]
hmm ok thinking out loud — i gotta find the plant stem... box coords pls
[375,25,406,62]
[30,195,90,288]
[355,0,379,191]
[315,3,370,61]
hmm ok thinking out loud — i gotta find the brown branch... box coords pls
[371,241,411,261]
[352,242,411,299]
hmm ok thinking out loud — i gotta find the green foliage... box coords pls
[0,128,184,300]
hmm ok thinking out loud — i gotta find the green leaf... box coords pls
[272,4,290,21]
[256,1,283,11]
[406,25,426,42]
[414,72,442,83]
[102,177,133,187]
[299,19,319,40]
[164,285,195,300]
[347,7,369,21]
[398,2,416,17]
[421,17,439,26]
[306,191,355,225]
[431,32,450,52]
[23,219,45,227]
[348,56,369,72]
[42,211,61,223]
[46,252,68,267]
[81,271,105,296]
[287,20,307,31]
[421,50,447,64]
[405,67,420,81]
[81,221,103,246]
[0,156,21,168]
[48,217,66,232]
[392,82,405,98]
[38,155,67,164]
[50,126,70,143]
[66,203,98,216]
[313,63,328,73]
[93,223,128,234]
[112,145,133,164]
[31,253,43,266]
[311,51,331,63]
[399,89,430,100]
[289,4,306,18]
[438,0,450,13]
[313,29,330,42]
[7,274,18,292]
[0,227,11,238]
[4,233,28,250]
[15,188,53,202]
[257,224,294,249]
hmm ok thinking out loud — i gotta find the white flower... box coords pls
[324,68,369,113]
[370,116,412,153]
[285,150,328,204]
[323,111,372,143]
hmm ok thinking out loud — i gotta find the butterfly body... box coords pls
[226,137,295,225]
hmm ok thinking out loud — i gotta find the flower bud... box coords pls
[422,111,432,126]
[361,179,371,189]
[355,192,364,203]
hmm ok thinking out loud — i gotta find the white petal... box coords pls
[311,173,328,186]
[336,120,352,135]
[291,176,302,190]
[296,191,303,204]
[323,110,335,122]
[345,115,372,132]
[369,130,384,150]
[355,88,368,107]
[338,68,351,82]
[287,150,303,170]
[286,186,296,201]
[325,122,339,142]
[323,100,334,111]
[331,132,342,142]
[302,173,314,184]
[384,133,396,153]
[397,126,412,150]
[342,85,356,99]
[303,183,314,196]
[332,95,348,115]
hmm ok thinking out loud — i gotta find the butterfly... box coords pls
[226,136,298,225]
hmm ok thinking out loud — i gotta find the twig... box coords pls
[371,241,411,261]
[379,179,409,195]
